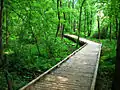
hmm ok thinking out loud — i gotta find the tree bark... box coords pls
[89,10,92,36]
[60,0,63,38]
[115,17,118,39]
[55,0,60,38]
[87,11,90,36]
[68,0,71,24]
[97,16,100,40]
[110,18,112,41]
[112,19,120,90]
[67,0,72,32]
[72,0,76,32]
[62,12,66,39]
[5,70,12,90]
[84,7,86,37]
[0,0,3,66]
[6,1,9,48]
[76,0,86,48]
[72,0,74,8]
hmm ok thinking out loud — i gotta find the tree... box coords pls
[97,15,100,40]
[84,6,86,37]
[0,0,3,67]
[76,0,86,48]
[87,10,90,36]
[112,19,120,90]
[72,0,76,32]
[115,16,118,39]
[56,0,60,38]
[109,17,112,41]
[112,0,120,89]
[89,9,93,36]
[109,5,112,41]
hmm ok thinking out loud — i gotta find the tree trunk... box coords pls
[5,70,12,90]
[115,16,118,39]
[0,0,3,66]
[97,16,100,40]
[68,0,71,24]
[89,10,92,37]
[112,19,120,90]
[76,0,86,48]
[68,0,72,32]
[87,11,90,37]
[6,1,9,48]
[56,0,60,38]
[110,18,112,41]
[73,20,76,32]
[72,0,74,9]
[60,0,63,38]
[84,7,86,37]
[62,12,66,39]
[72,0,76,32]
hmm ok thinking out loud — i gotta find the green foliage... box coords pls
[0,0,119,89]
[1,37,78,89]
[92,28,108,39]
[95,39,116,90]
[0,72,7,90]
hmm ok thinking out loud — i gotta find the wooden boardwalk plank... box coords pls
[20,34,102,90]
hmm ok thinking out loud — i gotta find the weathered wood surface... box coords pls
[20,34,102,90]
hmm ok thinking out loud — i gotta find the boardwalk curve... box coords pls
[20,34,102,90]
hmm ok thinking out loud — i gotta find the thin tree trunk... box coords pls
[97,16,100,40]
[76,0,86,48]
[87,11,90,37]
[84,7,86,37]
[62,12,66,39]
[55,0,60,38]
[109,5,112,41]
[72,0,76,32]
[89,10,92,36]
[87,11,89,36]
[110,19,112,41]
[115,16,118,39]
[68,0,71,24]
[4,70,12,90]
[60,0,63,38]
[73,20,76,32]
[6,2,9,48]
[72,0,74,9]
[68,0,72,31]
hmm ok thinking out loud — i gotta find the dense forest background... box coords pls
[0,0,120,90]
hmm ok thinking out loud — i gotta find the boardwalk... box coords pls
[20,34,102,90]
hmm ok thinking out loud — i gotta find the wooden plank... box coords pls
[90,44,102,90]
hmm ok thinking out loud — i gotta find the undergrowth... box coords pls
[0,38,79,90]
[95,39,116,90]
